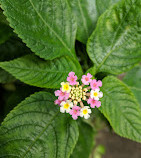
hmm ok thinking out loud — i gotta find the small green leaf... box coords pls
[71,121,94,158]
[68,0,121,43]
[0,55,83,88]
[87,0,141,74]
[100,76,141,142]
[0,0,77,60]
[123,65,141,107]
[0,91,79,157]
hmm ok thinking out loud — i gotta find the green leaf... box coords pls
[100,76,141,142]
[71,121,94,158]
[68,0,121,44]
[123,65,141,107]
[96,0,121,16]
[0,55,83,88]
[87,0,141,74]
[0,0,77,60]
[0,10,13,44]
[0,91,79,157]
[68,0,97,44]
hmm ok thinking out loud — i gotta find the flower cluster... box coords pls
[54,72,103,120]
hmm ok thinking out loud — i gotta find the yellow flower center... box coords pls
[93,92,98,97]
[64,103,70,109]
[83,109,88,114]
[63,84,69,91]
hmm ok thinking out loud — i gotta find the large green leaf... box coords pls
[87,0,141,74]
[71,121,94,158]
[100,76,141,142]
[68,0,121,44]
[0,0,77,60]
[0,92,79,157]
[123,65,141,107]
[0,55,83,88]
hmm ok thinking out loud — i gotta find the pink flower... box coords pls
[67,71,78,85]
[54,99,62,106]
[81,73,92,85]
[87,97,101,108]
[90,79,102,90]
[55,89,69,101]
[69,106,81,120]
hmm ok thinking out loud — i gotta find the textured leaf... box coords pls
[87,0,141,74]
[123,65,141,107]
[0,91,79,157]
[0,10,12,44]
[0,0,77,60]
[0,55,83,88]
[96,0,121,15]
[68,0,97,44]
[71,121,94,158]
[68,0,121,44]
[100,76,141,142]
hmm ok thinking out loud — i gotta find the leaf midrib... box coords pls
[0,64,77,74]
[28,0,73,55]
[96,0,137,71]
[22,111,59,158]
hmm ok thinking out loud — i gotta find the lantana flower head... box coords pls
[54,72,103,120]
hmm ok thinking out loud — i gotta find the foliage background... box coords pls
[0,0,141,157]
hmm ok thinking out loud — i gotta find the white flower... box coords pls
[80,106,91,119]
[61,82,71,93]
[90,89,103,100]
[60,100,73,113]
